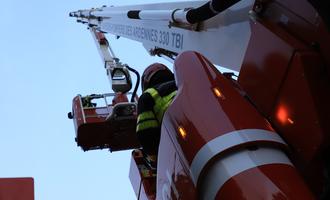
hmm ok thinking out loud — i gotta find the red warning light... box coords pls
[277,106,288,124]
[178,126,187,140]
[276,105,294,125]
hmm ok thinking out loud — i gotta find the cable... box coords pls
[126,65,140,102]
[186,0,241,24]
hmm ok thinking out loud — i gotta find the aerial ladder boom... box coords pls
[90,27,132,93]
[69,0,253,71]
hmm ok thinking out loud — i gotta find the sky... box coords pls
[0,1,180,199]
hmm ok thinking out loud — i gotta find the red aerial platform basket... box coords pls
[70,93,140,151]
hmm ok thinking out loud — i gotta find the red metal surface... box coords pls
[238,19,304,116]
[270,0,330,78]
[166,51,278,166]
[0,178,34,200]
[264,0,320,46]
[216,164,314,200]
[76,118,139,151]
[276,0,319,25]
[271,51,328,161]
[238,1,330,197]
[72,95,113,135]
[129,150,156,200]
[112,92,129,104]
[129,150,160,200]
[157,124,196,200]
[156,51,309,199]
[270,51,330,195]
[72,96,84,132]
[239,0,330,115]
[94,29,107,45]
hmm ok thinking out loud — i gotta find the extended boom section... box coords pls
[69,0,254,71]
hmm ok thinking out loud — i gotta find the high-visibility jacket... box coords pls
[136,81,177,155]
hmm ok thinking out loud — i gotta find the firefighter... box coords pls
[82,94,97,108]
[136,63,177,168]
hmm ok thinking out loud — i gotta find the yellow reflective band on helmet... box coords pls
[136,119,159,132]
[137,111,156,122]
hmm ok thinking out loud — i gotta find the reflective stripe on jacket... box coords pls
[136,87,177,132]
[145,88,177,122]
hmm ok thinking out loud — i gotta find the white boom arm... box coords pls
[90,27,132,93]
[70,0,254,72]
